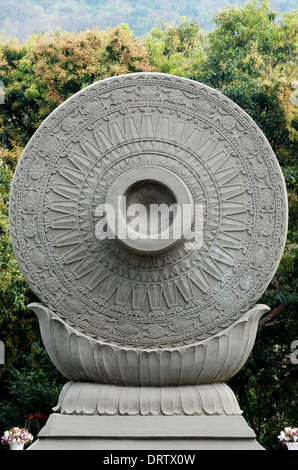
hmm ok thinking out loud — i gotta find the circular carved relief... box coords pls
[9,73,288,347]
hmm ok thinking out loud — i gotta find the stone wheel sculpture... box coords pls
[9,73,287,448]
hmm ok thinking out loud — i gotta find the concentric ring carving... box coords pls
[9,73,288,347]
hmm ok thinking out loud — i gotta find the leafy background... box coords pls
[0,0,297,450]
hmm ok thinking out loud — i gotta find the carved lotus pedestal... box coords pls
[26,303,268,450]
[9,73,287,450]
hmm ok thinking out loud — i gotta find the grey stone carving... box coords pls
[9,73,287,450]
[29,302,269,385]
[53,382,243,416]
[9,73,287,348]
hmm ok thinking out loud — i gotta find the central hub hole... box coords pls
[124,180,177,237]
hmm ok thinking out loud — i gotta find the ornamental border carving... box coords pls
[10,73,288,347]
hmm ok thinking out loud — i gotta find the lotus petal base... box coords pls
[29,302,269,386]
[53,381,242,416]
[28,303,268,450]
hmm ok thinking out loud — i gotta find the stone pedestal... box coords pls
[29,414,263,450]
[29,380,263,450]
[27,303,266,450]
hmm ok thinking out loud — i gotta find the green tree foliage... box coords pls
[194,0,297,159]
[0,25,151,147]
[0,152,37,369]
[0,2,297,449]
[146,18,206,76]
[0,342,64,436]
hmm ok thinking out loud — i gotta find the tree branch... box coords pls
[258,303,287,329]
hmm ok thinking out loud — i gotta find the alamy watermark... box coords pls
[95,199,204,251]
[291,340,298,365]
[0,340,4,365]
[0,81,4,105]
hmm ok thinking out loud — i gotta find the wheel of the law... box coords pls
[10,73,287,350]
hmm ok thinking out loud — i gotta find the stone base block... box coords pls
[28,414,264,450]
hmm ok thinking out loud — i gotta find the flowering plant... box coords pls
[1,427,33,445]
[278,427,298,444]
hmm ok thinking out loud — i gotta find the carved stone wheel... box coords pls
[10,73,287,349]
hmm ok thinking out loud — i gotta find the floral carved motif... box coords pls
[9,73,287,347]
